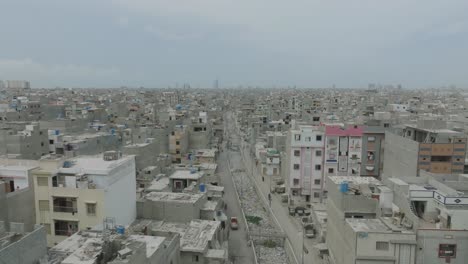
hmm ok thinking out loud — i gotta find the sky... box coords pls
[0,0,468,88]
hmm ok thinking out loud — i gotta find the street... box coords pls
[219,117,256,264]
[227,111,325,264]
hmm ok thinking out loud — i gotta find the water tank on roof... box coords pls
[340,181,349,193]
[63,161,72,168]
[55,130,60,135]
[116,225,125,235]
[199,183,206,193]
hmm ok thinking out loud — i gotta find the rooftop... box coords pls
[59,154,134,175]
[169,170,204,180]
[328,176,381,185]
[144,192,205,203]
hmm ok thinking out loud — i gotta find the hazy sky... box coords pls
[1,0,468,88]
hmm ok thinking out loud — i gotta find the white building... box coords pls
[32,152,137,246]
[286,124,325,202]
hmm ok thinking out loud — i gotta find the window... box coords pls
[193,255,199,262]
[176,150,180,154]
[316,150,322,157]
[316,135,322,141]
[49,139,54,144]
[431,156,451,162]
[305,137,311,142]
[438,244,456,258]
[41,142,44,147]
[38,200,50,211]
[314,179,321,185]
[86,203,96,216]
[384,123,390,128]
[294,150,300,157]
[376,241,389,251]
[328,168,334,174]
[315,165,321,171]
[37,177,49,186]
[294,134,301,141]
[313,192,320,198]
[293,179,300,185]
[176,141,180,145]
[293,164,300,170]
[367,136,375,142]
[313,117,320,122]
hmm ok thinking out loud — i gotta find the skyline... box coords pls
[1,0,468,88]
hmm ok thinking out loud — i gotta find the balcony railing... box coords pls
[55,229,78,236]
[53,206,77,213]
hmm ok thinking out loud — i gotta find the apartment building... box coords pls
[286,124,325,202]
[325,176,416,264]
[360,126,385,178]
[384,121,466,178]
[0,124,49,159]
[169,125,189,163]
[324,125,364,178]
[32,152,137,246]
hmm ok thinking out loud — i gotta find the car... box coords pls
[230,217,239,230]
[288,206,295,216]
[304,223,316,238]
[295,206,306,216]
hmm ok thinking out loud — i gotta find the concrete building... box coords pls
[0,124,49,159]
[48,230,180,264]
[169,170,205,193]
[137,192,207,222]
[147,219,227,264]
[286,124,325,202]
[326,176,416,264]
[32,152,137,246]
[384,121,466,178]
[0,159,39,232]
[189,112,212,150]
[0,223,48,264]
[170,125,189,163]
[384,173,468,264]
[324,125,364,178]
[4,80,30,89]
[360,126,385,178]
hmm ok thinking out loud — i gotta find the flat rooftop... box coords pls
[146,177,170,192]
[59,154,134,175]
[169,170,204,180]
[144,192,204,203]
[328,176,381,185]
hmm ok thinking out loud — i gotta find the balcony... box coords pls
[53,197,77,214]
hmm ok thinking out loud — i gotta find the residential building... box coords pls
[286,124,325,202]
[169,125,189,163]
[384,121,466,178]
[324,125,364,178]
[48,230,180,264]
[0,223,48,264]
[325,176,416,264]
[32,152,137,246]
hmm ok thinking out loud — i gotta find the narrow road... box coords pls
[228,111,325,264]
[218,118,255,264]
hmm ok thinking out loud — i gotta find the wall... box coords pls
[417,230,468,264]
[0,175,36,232]
[383,132,419,179]
[104,158,137,227]
[0,225,47,264]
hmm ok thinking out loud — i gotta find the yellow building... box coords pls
[32,152,136,246]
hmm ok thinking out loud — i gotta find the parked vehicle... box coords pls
[295,206,306,216]
[304,223,316,238]
[288,206,295,216]
[230,217,239,230]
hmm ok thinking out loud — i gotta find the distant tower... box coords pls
[214,79,219,89]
